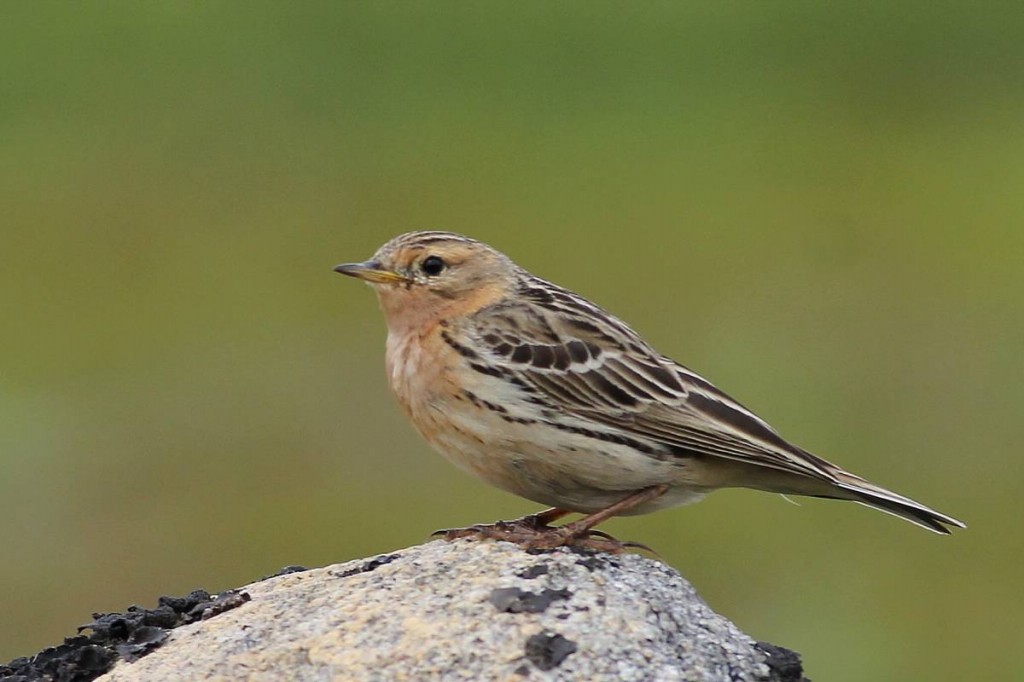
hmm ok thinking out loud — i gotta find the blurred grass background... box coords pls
[1,2,1021,678]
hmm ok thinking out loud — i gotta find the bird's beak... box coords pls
[333,260,408,284]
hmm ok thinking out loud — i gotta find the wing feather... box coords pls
[469,285,836,482]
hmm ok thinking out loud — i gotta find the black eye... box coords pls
[421,255,446,276]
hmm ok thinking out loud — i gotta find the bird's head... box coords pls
[335,231,518,331]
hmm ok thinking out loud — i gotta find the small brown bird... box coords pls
[335,231,964,550]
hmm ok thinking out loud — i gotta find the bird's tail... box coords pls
[828,470,966,534]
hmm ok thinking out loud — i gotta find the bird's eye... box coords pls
[421,255,446,276]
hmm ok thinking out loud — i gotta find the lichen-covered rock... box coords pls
[97,540,805,681]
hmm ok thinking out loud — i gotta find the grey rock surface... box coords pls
[98,540,805,681]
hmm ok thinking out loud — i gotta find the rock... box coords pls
[91,540,805,681]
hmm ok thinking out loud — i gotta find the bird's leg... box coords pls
[524,484,670,552]
[562,485,669,536]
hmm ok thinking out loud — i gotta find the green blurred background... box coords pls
[2,3,1021,678]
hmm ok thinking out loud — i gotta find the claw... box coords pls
[617,539,660,557]
[431,525,482,538]
[582,529,616,541]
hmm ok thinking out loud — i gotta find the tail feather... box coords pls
[831,471,966,535]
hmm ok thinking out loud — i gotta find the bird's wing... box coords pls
[468,283,837,482]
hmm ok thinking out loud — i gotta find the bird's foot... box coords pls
[513,523,656,555]
[432,517,650,555]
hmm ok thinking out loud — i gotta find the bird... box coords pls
[334,231,964,550]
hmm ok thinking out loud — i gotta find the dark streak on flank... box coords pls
[544,420,660,456]
[469,362,507,378]
[499,414,536,425]
[440,330,479,359]
[462,389,508,414]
